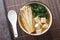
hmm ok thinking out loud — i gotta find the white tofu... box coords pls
[43,23,49,28]
[35,23,41,30]
[41,17,46,23]
[34,16,40,22]
[36,30,42,34]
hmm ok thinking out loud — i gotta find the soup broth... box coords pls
[19,3,50,34]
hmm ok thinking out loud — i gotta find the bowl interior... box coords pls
[18,1,52,36]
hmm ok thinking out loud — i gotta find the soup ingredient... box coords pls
[35,22,41,30]
[36,29,42,34]
[32,19,36,27]
[41,17,46,23]
[43,23,49,28]
[20,6,35,33]
[41,27,46,32]
[29,3,50,18]
[46,18,50,24]
[34,16,40,22]
[41,23,48,32]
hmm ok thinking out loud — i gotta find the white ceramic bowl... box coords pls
[18,1,52,36]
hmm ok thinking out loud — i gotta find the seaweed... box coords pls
[29,3,50,18]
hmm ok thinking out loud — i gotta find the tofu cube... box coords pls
[43,23,49,28]
[34,16,40,22]
[41,17,46,23]
[36,30,42,34]
[35,23,40,30]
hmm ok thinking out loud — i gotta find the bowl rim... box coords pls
[18,1,52,36]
